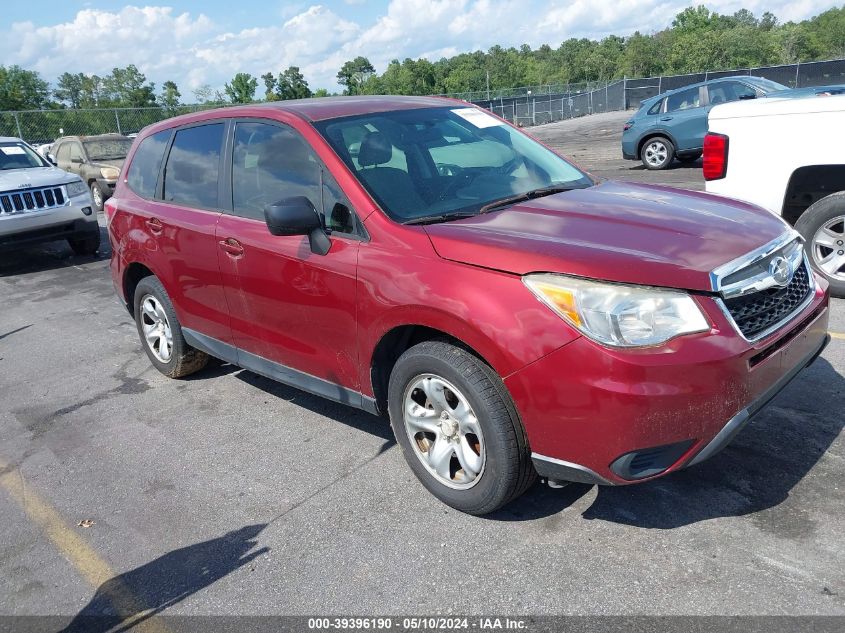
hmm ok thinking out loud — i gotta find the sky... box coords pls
[0,0,840,96]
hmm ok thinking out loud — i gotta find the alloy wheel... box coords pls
[403,374,485,489]
[811,216,845,281]
[644,141,668,167]
[139,294,173,363]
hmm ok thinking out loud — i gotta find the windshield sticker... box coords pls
[451,108,503,128]
[0,146,26,155]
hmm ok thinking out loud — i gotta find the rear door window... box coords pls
[708,81,757,105]
[126,130,171,199]
[666,87,702,112]
[162,123,225,209]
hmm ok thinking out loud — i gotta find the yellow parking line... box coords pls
[830,332,845,340]
[0,458,169,633]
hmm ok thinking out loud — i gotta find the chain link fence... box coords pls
[467,58,845,127]
[0,104,222,145]
[1,59,843,141]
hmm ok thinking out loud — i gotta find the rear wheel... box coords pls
[133,276,209,377]
[796,192,845,298]
[641,136,675,170]
[387,341,535,515]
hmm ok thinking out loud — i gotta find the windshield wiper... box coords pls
[478,185,575,214]
[402,212,478,226]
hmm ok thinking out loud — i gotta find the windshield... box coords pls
[315,107,593,222]
[747,77,789,93]
[83,138,132,161]
[0,142,49,170]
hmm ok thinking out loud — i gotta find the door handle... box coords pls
[145,217,163,234]
[218,238,244,257]
[660,117,673,121]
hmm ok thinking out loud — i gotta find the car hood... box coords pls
[424,181,789,292]
[0,166,76,190]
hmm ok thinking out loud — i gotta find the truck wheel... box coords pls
[68,231,100,256]
[90,182,105,213]
[387,341,535,515]
[795,192,845,298]
[641,136,674,170]
[133,276,209,378]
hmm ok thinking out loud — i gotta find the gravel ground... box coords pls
[0,112,843,625]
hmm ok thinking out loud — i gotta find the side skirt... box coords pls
[182,327,379,416]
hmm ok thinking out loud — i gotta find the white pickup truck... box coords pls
[705,95,845,297]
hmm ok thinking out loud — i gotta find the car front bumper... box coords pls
[96,178,117,198]
[0,192,98,249]
[505,280,831,485]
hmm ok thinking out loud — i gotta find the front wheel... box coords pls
[640,136,675,170]
[796,192,845,298]
[90,182,105,213]
[388,341,535,515]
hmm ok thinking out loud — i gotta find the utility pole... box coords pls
[486,70,490,101]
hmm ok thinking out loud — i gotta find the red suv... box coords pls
[107,96,830,515]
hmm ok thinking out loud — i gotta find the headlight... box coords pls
[65,180,88,197]
[524,273,710,348]
[100,167,120,179]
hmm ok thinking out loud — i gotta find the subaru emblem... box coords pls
[768,256,792,287]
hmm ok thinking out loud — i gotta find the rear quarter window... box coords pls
[126,130,172,199]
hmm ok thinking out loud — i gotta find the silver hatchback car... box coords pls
[0,136,100,255]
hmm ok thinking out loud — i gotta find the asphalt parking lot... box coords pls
[1,110,843,625]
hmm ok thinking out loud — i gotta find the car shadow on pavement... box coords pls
[60,523,269,633]
[627,160,701,171]
[235,370,397,444]
[579,356,844,529]
[0,226,110,277]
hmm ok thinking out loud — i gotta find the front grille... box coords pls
[723,261,812,339]
[0,185,66,215]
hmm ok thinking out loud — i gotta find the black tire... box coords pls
[795,191,845,298]
[133,276,209,378]
[640,136,675,170]
[68,231,100,256]
[678,152,701,163]
[387,341,536,515]
[90,182,105,213]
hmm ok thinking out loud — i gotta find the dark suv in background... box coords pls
[52,134,133,212]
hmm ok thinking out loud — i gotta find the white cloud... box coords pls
[0,1,839,97]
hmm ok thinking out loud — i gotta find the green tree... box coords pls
[54,72,86,108]
[313,88,330,98]
[192,84,214,104]
[261,72,279,101]
[160,80,181,110]
[336,56,375,95]
[277,66,312,100]
[0,65,51,110]
[102,65,156,107]
[224,72,258,103]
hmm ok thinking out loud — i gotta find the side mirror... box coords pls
[47,154,56,165]
[738,94,757,100]
[264,196,331,255]
[71,156,84,164]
